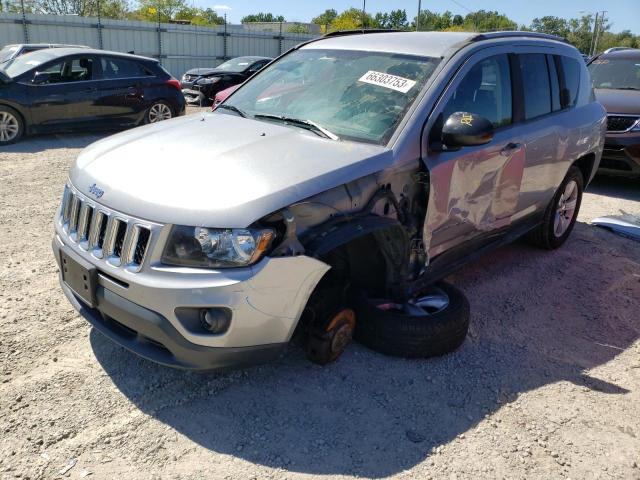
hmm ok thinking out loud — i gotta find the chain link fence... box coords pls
[0,13,319,77]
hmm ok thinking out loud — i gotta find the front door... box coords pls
[26,55,101,130]
[422,52,526,259]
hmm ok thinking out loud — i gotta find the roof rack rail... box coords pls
[323,29,402,38]
[471,31,569,44]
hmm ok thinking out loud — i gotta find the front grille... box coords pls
[607,115,639,133]
[59,185,158,272]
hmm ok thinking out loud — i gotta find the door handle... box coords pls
[82,86,98,93]
[500,142,521,156]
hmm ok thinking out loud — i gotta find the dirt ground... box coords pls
[1,114,639,479]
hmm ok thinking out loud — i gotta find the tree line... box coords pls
[1,0,638,53]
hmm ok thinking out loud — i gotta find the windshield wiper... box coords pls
[254,114,339,140]
[216,104,247,117]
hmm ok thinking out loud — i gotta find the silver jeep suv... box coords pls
[52,31,605,370]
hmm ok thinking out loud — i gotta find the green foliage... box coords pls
[286,23,310,34]
[462,10,517,31]
[373,9,408,30]
[328,7,373,31]
[530,16,570,38]
[241,12,285,23]
[311,8,337,30]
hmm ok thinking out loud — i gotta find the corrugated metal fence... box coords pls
[0,13,319,77]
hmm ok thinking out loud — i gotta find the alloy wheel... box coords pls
[375,286,451,316]
[148,103,173,123]
[554,179,578,237]
[0,111,19,142]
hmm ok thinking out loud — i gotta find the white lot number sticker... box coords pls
[358,70,416,93]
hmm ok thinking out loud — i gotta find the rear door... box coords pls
[423,51,527,258]
[93,56,150,124]
[512,52,563,216]
[27,54,101,129]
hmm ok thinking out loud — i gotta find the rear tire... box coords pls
[0,105,24,145]
[144,101,174,124]
[354,281,470,358]
[528,165,584,249]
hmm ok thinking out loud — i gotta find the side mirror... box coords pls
[441,112,494,148]
[32,71,51,84]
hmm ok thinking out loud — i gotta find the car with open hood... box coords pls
[180,56,271,105]
[588,48,640,177]
[52,31,605,371]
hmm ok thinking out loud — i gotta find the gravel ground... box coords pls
[1,113,639,480]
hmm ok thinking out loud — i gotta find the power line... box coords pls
[449,0,472,13]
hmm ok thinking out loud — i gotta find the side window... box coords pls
[559,56,580,108]
[37,57,93,83]
[547,55,561,111]
[519,53,551,120]
[248,61,263,73]
[443,54,512,128]
[100,57,145,79]
[69,58,93,81]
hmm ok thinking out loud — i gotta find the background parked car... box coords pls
[212,84,241,110]
[588,48,640,177]
[0,48,185,145]
[181,56,271,106]
[0,43,89,64]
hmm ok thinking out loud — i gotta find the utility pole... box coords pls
[416,0,421,31]
[362,0,366,31]
[588,12,598,56]
[592,11,607,56]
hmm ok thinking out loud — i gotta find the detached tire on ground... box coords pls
[354,281,470,358]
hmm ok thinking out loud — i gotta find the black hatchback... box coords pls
[0,48,186,145]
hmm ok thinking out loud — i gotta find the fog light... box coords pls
[199,308,231,334]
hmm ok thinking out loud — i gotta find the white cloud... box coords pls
[213,4,232,10]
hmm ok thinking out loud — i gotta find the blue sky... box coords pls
[201,0,640,34]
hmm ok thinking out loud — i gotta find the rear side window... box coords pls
[559,56,580,108]
[519,54,551,120]
[443,54,512,128]
[101,57,147,79]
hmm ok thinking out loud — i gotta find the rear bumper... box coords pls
[599,132,640,177]
[60,278,287,371]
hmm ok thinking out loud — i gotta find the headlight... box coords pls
[197,77,220,85]
[162,226,274,268]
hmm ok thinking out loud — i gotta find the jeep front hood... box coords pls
[71,113,389,227]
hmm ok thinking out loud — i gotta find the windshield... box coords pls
[1,49,60,78]
[220,48,440,144]
[588,57,640,90]
[215,57,255,72]
[0,46,19,64]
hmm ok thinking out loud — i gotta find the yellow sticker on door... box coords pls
[358,70,416,93]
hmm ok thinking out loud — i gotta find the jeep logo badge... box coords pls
[88,183,104,199]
